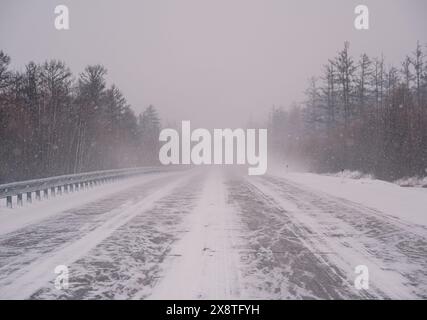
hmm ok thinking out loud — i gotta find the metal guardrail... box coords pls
[0,166,174,208]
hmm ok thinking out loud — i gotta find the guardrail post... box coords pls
[43,189,48,199]
[57,186,62,196]
[17,194,23,206]
[75,183,79,191]
[36,190,41,201]
[27,192,32,203]
[51,187,56,197]
[6,196,12,208]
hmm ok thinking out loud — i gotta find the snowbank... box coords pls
[278,171,427,227]
[323,170,427,188]
[324,170,374,180]
[394,176,427,188]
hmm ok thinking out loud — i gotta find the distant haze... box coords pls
[1,0,426,127]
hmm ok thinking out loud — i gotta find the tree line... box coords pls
[0,51,161,183]
[269,42,427,180]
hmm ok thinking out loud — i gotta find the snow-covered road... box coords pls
[0,168,426,299]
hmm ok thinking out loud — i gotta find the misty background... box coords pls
[1,0,427,183]
[1,0,427,128]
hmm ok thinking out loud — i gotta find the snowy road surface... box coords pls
[0,168,426,299]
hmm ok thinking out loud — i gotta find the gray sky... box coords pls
[1,0,426,127]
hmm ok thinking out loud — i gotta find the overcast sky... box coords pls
[1,0,426,127]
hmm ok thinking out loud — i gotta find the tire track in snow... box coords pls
[147,169,242,300]
[226,175,364,299]
[0,172,183,278]
[0,170,193,299]
[252,174,427,299]
[30,174,203,299]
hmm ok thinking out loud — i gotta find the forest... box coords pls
[0,51,161,183]
[2,41,427,184]
[269,42,427,181]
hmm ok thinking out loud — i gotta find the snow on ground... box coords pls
[273,170,427,227]
[227,176,362,299]
[324,170,374,180]
[0,170,194,299]
[245,174,427,299]
[148,168,242,299]
[0,171,185,236]
[31,174,203,299]
[395,176,427,188]
[0,167,426,299]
